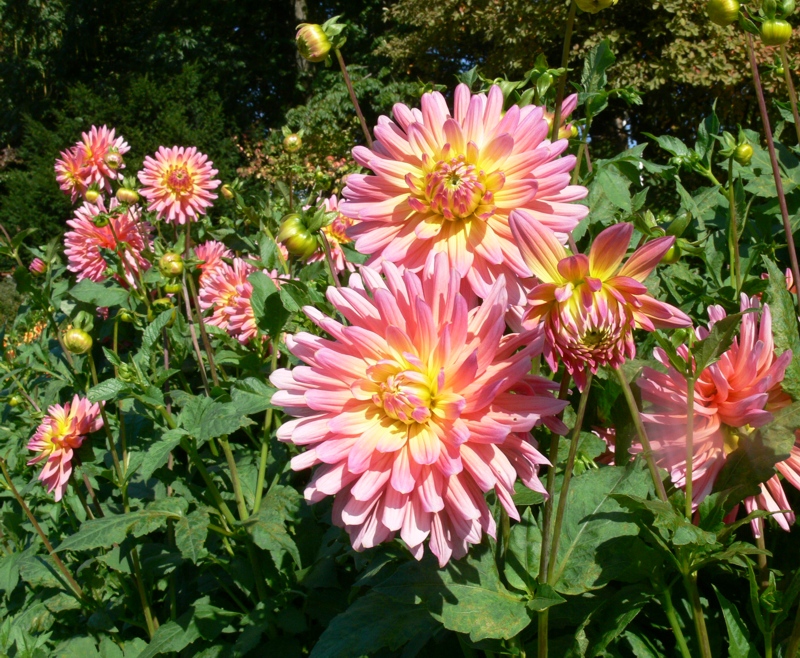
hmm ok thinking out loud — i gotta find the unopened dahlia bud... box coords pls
[149,298,177,326]
[296,23,332,63]
[277,213,317,259]
[29,258,47,275]
[116,187,139,204]
[159,252,184,278]
[575,0,617,13]
[221,184,234,200]
[63,327,93,355]
[118,309,135,323]
[164,282,183,294]
[104,149,123,170]
[706,0,740,25]
[734,142,754,166]
[283,133,302,153]
[8,395,22,407]
[778,0,796,17]
[761,18,793,45]
[85,188,102,204]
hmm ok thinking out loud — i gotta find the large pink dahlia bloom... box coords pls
[639,295,792,514]
[510,217,692,389]
[64,199,152,286]
[270,253,568,566]
[138,146,221,224]
[340,85,588,305]
[27,395,103,501]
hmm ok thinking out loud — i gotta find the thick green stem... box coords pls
[655,575,692,658]
[319,231,343,289]
[615,369,669,502]
[220,437,249,522]
[683,572,713,658]
[779,45,800,146]
[181,437,237,527]
[253,343,278,515]
[334,48,373,148]
[746,34,800,314]
[130,545,158,638]
[550,0,577,143]
[547,372,593,584]
[727,157,741,294]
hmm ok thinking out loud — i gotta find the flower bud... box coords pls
[779,0,796,16]
[706,0,740,25]
[283,133,302,153]
[116,187,139,204]
[296,23,332,63]
[29,258,47,275]
[221,184,234,200]
[118,309,135,323]
[164,282,183,294]
[575,0,617,13]
[150,298,177,327]
[104,149,123,170]
[277,213,318,260]
[63,327,93,355]
[733,143,754,166]
[159,252,184,278]
[761,18,793,45]
[661,243,681,265]
[85,189,102,204]
[8,395,22,407]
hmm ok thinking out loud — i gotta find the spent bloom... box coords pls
[340,85,588,305]
[64,199,153,287]
[511,217,692,389]
[27,395,103,501]
[639,295,792,515]
[270,253,567,566]
[138,146,221,224]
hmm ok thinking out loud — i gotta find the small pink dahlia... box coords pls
[64,199,153,287]
[270,253,567,566]
[340,86,588,305]
[55,147,89,203]
[78,125,130,192]
[194,240,233,284]
[138,146,221,224]
[639,295,792,511]
[27,395,103,501]
[29,258,47,275]
[309,195,357,275]
[511,217,692,389]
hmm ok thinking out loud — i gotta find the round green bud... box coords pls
[63,327,93,355]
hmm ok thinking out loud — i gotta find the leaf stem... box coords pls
[334,48,373,148]
[615,369,668,502]
[746,33,800,314]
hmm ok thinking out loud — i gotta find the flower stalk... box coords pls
[550,0,578,142]
[779,45,800,146]
[334,48,373,148]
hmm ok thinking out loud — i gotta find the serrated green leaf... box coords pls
[244,485,301,565]
[140,309,175,358]
[139,430,185,480]
[179,396,253,444]
[230,378,276,415]
[249,271,290,340]
[504,507,541,594]
[175,509,209,564]
[693,311,745,374]
[645,133,692,159]
[713,586,760,658]
[70,279,130,308]
[763,257,800,400]
[87,378,129,403]
[595,167,631,213]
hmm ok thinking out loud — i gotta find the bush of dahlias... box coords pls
[3,13,800,658]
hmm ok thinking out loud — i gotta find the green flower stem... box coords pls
[47,309,76,372]
[654,573,692,658]
[219,436,249,522]
[130,544,159,638]
[71,478,95,520]
[615,369,669,503]
[537,373,571,658]
[550,0,577,142]
[253,342,279,515]
[88,354,125,490]
[0,223,25,269]
[779,45,800,146]
[246,541,269,603]
[180,436,238,527]
[682,571,713,658]
[0,459,85,601]
[81,470,104,518]
[727,157,741,295]
[334,48,373,148]
[185,261,222,388]
[320,231,343,289]
[179,273,211,395]
[261,223,291,276]
[746,33,800,314]
[547,371,593,585]
[785,594,800,657]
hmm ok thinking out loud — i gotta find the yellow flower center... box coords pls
[164,165,194,196]
[426,156,485,220]
[374,369,434,425]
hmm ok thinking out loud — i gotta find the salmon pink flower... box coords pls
[270,253,568,566]
[64,199,152,286]
[199,258,256,332]
[340,86,588,305]
[78,125,130,190]
[639,295,792,513]
[27,395,103,501]
[194,240,233,284]
[510,217,691,389]
[138,146,221,224]
[55,147,89,203]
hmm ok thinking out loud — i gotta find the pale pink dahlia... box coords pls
[27,395,103,501]
[55,147,89,203]
[340,86,588,305]
[511,217,692,389]
[64,199,153,286]
[309,195,357,275]
[77,125,130,192]
[194,240,233,284]
[639,295,792,512]
[138,146,221,224]
[270,253,568,566]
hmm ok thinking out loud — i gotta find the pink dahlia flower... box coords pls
[78,125,129,190]
[194,240,233,284]
[29,258,47,275]
[64,199,153,287]
[27,395,103,501]
[138,146,221,224]
[510,217,692,389]
[55,147,89,203]
[340,86,588,305]
[270,253,568,566]
[639,295,792,513]
[309,195,357,275]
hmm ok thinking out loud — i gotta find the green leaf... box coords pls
[581,39,615,97]
[249,271,291,340]
[595,167,631,213]
[0,550,24,595]
[504,507,541,594]
[645,133,692,159]
[582,585,652,657]
[87,378,129,403]
[244,485,302,565]
[550,462,658,595]
[140,309,176,358]
[377,542,530,642]
[175,509,209,564]
[139,430,185,480]
[692,311,745,374]
[695,106,719,164]
[528,583,565,612]
[136,615,201,658]
[763,256,800,400]
[230,378,276,415]
[713,586,760,658]
[70,279,130,308]
[310,590,438,658]
[179,396,253,445]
